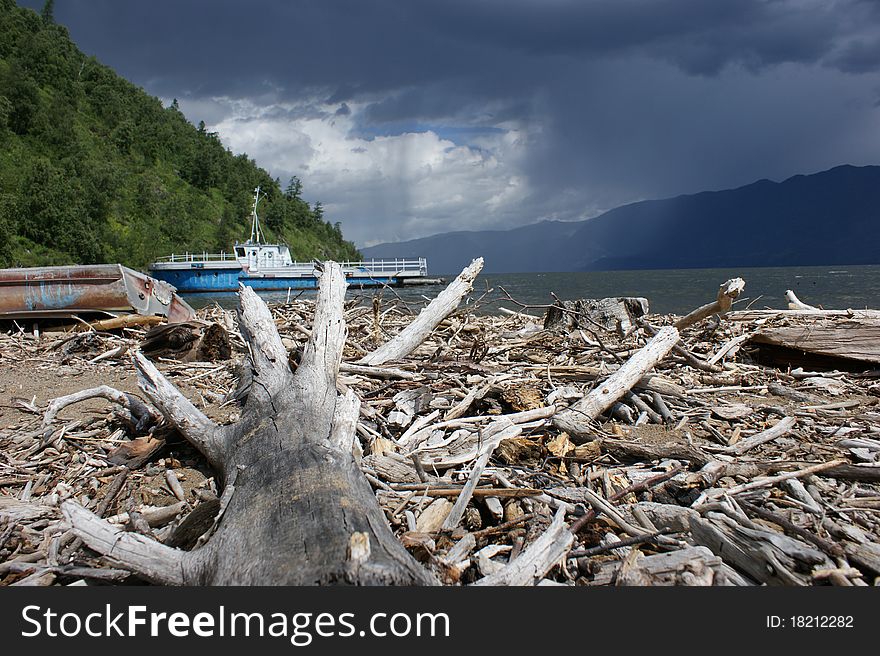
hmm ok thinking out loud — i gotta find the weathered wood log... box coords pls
[81,314,165,332]
[552,326,680,442]
[472,507,572,586]
[693,460,880,485]
[822,463,880,483]
[544,297,649,335]
[62,265,436,585]
[689,511,831,586]
[165,498,221,549]
[675,278,745,330]
[103,502,189,529]
[700,459,846,501]
[599,437,712,468]
[614,546,746,586]
[0,497,59,523]
[358,258,483,366]
[748,318,880,367]
[729,308,880,321]
[43,385,160,431]
[712,416,798,456]
[844,542,880,575]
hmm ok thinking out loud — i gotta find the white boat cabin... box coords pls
[234,242,296,271]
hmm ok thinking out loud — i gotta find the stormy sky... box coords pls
[20,0,880,247]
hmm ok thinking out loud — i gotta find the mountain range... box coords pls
[362,164,880,274]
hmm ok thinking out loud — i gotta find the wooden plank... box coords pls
[750,318,880,364]
[730,309,880,321]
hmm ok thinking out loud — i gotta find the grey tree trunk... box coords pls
[62,263,436,585]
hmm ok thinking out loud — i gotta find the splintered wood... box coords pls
[1,273,880,587]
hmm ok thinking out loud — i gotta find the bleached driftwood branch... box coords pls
[675,278,745,330]
[472,507,573,586]
[785,290,818,311]
[359,258,483,365]
[43,385,159,430]
[552,326,680,442]
[61,502,186,585]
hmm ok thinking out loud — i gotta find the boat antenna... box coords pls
[249,185,265,244]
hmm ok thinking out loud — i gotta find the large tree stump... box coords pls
[62,263,436,585]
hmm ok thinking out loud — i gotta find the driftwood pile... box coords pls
[1,261,879,586]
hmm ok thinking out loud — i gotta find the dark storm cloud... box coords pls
[830,37,880,73]
[417,0,836,75]
[28,1,880,99]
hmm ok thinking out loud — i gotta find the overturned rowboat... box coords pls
[0,264,195,323]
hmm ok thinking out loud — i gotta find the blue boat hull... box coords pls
[148,268,405,292]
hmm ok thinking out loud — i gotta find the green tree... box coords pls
[40,0,54,24]
[285,176,303,200]
[0,95,12,135]
[0,63,41,134]
[41,95,78,156]
[0,194,17,266]
[263,198,287,232]
[111,119,135,153]
[20,159,104,263]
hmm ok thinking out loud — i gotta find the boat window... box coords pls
[235,248,245,257]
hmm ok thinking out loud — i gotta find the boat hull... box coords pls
[0,264,195,322]
[148,267,421,292]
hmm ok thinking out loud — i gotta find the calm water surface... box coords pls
[183,264,880,316]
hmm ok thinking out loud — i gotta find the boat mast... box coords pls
[249,186,266,244]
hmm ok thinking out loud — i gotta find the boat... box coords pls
[147,187,438,293]
[0,263,195,323]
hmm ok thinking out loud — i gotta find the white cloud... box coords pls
[200,98,532,247]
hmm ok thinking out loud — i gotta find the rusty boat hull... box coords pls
[0,264,195,323]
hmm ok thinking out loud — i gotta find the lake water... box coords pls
[182,264,880,316]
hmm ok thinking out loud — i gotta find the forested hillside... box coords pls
[0,1,359,269]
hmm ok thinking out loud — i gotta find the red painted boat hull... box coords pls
[0,264,195,323]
